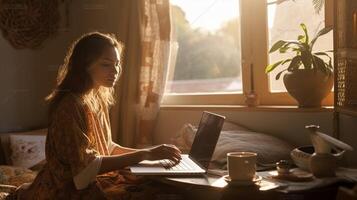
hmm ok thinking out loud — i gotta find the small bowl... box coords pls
[290,146,344,171]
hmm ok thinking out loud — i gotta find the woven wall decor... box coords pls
[0,0,60,49]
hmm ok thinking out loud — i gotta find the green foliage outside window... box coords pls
[171,6,241,81]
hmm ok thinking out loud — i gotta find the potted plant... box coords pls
[265,23,333,107]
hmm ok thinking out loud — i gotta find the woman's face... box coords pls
[88,46,121,89]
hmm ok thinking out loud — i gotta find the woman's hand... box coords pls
[144,144,182,166]
[99,144,182,174]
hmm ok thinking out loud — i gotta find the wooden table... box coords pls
[153,172,352,200]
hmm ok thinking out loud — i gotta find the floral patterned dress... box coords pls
[8,94,181,200]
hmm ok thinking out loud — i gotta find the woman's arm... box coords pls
[75,150,147,189]
[99,144,181,174]
[99,150,146,174]
[74,144,181,189]
[110,142,137,155]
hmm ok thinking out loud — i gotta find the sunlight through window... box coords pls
[166,0,242,94]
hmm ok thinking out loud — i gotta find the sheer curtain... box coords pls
[110,0,172,147]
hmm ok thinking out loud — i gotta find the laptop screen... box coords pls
[189,111,225,170]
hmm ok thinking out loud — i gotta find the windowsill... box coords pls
[160,105,334,112]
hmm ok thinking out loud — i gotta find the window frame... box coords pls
[162,0,333,106]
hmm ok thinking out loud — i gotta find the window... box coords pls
[167,0,242,95]
[163,0,333,106]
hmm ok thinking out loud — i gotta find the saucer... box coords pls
[223,175,262,186]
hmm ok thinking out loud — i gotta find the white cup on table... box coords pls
[227,152,257,181]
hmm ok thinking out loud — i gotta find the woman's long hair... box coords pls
[46,32,123,117]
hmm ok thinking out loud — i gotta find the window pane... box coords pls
[267,0,333,92]
[166,0,242,94]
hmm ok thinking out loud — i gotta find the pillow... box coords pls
[221,121,251,131]
[0,165,37,187]
[170,123,196,154]
[0,129,47,168]
[172,123,295,170]
[171,121,250,153]
[9,134,46,168]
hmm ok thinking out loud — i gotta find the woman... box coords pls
[9,32,182,199]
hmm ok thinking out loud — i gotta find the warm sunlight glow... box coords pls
[166,0,243,94]
[170,0,239,32]
[170,0,276,31]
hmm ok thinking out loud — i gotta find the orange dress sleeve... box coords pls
[50,95,99,177]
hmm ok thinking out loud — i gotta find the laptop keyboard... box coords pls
[159,157,196,171]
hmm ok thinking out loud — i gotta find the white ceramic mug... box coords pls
[227,152,257,181]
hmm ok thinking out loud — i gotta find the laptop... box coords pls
[129,111,225,175]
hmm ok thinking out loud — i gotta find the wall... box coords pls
[0,0,121,133]
[0,2,71,132]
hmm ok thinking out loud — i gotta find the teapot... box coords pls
[305,125,353,178]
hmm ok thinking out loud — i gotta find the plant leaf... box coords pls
[269,40,286,53]
[298,35,305,43]
[281,58,292,65]
[265,60,284,73]
[287,56,302,71]
[287,40,305,46]
[283,40,306,50]
[300,23,309,44]
[314,52,332,59]
[266,58,292,73]
[275,69,287,80]
[313,52,333,71]
[300,51,312,69]
[328,59,333,69]
[313,55,330,75]
[279,45,290,53]
[270,40,304,53]
[310,26,333,48]
[315,55,333,74]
